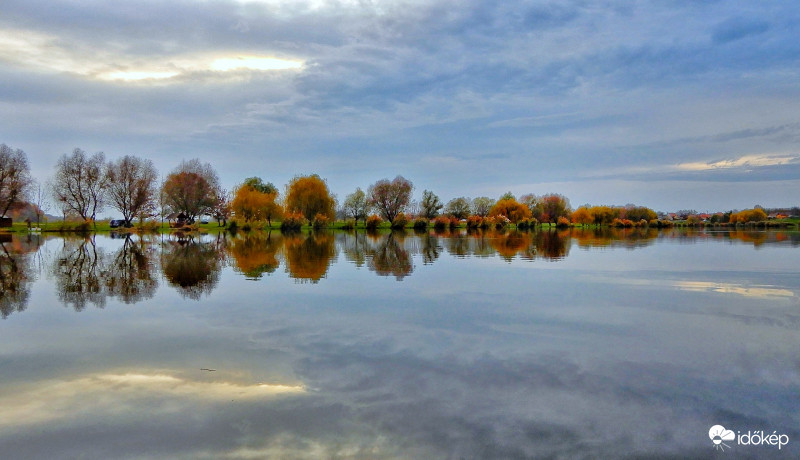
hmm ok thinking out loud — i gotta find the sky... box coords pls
[1,0,799,212]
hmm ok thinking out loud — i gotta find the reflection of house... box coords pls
[166,212,190,227]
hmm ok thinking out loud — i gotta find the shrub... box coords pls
[413,218,429,231]
[135,220,161,233]
[391,212,408,229]
[365,214,382,230]
[280,212,305,231]
[340,220,355,230]
[312,213,329,229]
[637,219,648,227]
[227,220,239,232]
[494,215,510,229]
[449,216,460,229]
[556,216,571,228]
[433,216,450,231]
[241,223,252,232]
[612,218,634,228]
[466,215,483,229]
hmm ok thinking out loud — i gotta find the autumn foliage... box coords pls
[729,208,768,224]
[232,185,282,225]
[285,175,336,221]
[488,198,532,223]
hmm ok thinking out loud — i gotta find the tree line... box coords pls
[0,143,792,230]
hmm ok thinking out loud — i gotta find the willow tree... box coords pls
[489,198,532,223]
[232,181,282,226]
[284,174,336,221]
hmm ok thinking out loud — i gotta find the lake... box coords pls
[1,228,798,459]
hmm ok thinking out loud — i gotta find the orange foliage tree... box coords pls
[488,198,532,223]
[730,208,767,223]
[161,159,220,222]
[284,175,336,221]
[232,183,282,225]
[571,206,593,225]
[533,194,571,224]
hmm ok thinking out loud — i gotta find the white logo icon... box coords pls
[709,425,736,451]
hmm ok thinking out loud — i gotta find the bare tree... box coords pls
[32,182,51,228]
[472,197,495,217]
[0,144,32,218]
[52,148,107,223]
[368,176,413,222]
[105,155,158,227]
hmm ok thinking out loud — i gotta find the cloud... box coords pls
[1,0,800,211]
[677,153,800,171]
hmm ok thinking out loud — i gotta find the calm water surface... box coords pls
[1,229,798,459]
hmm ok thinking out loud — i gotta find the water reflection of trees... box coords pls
[229,231,282,280]
[0,234,42,318]
[104,235,159,304]
[571,227,658,249]
[367,231,413,280]
[284,231,336,283]
[161,233,225,299]
[52,237,107,310]
[51,234,159,310]
[419,233,442,264]
[468,230,571,261]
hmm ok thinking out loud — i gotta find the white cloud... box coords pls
[677,153,799,171]
[0,27,304,83]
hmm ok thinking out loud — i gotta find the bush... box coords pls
[281,212,306,231]
[365,214,382,230]
[312,213,329,229]
[340,220,355,230]
[449,216,460,229]
[433,216,450,231]
[466,215,483,229]
[494,215,510,229]
[612,218,634,228]
[135,220,161,233]
[413,218,429,231]
[391,212,408,229]
[241,223,252,232]
[556,216,571,228]
[227,220,239,232]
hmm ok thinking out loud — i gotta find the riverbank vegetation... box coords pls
[1,142,798,233]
